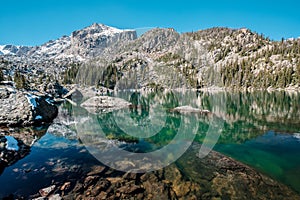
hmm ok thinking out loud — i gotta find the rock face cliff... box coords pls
[76,27,300,90]
[70,23,137,57]
[76,27,213,90]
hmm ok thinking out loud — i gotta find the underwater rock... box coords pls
[53,143,300,200]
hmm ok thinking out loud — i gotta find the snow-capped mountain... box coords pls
[27,35,73,60]
[33,23,136,60]
[1,23,137,61]
[0,23,137,86]
[0,45,32,56]
[69,23,137,57]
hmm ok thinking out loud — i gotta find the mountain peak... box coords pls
[68,23,137,57]
[71,23,127,39]
[90,23,110,29]
[86,23,118,31]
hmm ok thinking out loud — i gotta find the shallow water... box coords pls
[215,131,300,193]
[0,90,300,197]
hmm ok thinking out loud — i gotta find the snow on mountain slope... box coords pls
[38,36,70,55]
[0,46,3,55]
[0,45,19,55]
[78,23,125,37]
[19,23,137,60]
[69,23,137,57]
[0,23,138,81]
[0,44,32,56]
[27,35,72,60]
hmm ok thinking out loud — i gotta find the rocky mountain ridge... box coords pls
[1,23,300,91]
[1,23,136,59]
[75,26,300,90]
[0,23,137,87]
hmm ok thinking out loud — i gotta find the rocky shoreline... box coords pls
[0,83,112,127]
[8,144,297,200]
[0,85,59,127]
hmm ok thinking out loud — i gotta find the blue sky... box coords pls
[0,0,299,46]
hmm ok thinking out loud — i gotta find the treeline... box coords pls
[219,39,300,88]
[75,61,122,89]
[63,63,80,84]
[220,59,300,88]
[63,27,300,90]
[186,27,300,89]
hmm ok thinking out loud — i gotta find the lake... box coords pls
[0,90,300,198]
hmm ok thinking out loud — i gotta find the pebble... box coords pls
[39,185,56,197]
[48,194,62,200]
[60,182,71,191]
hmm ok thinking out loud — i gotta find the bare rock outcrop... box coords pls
[0,87,58,126]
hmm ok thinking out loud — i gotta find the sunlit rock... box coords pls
[80,96,131,114]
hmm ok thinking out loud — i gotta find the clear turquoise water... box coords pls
[113,90,300,192]
[215,131,300,193]
[0,90,300,197]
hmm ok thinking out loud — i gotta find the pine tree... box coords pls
[63,63,79,84]
[0,69,4,82]
[7,75,12,82]
[14,71,29,90]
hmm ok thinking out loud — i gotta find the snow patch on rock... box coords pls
[26,94,40,109]
[5,136,19,151]
[35,115,43,120]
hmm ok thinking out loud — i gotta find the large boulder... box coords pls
[63,88,83,102]
[29,94,59,123]
[80,96,131,114]
[0,88,58,126]
[0,90,31,126]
